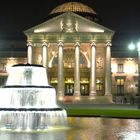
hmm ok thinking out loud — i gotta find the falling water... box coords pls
[0,64,67,131]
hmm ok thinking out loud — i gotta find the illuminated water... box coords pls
[0,117,140,140]
[0,64,67,131]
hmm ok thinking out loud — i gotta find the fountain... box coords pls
[0,63,67,131]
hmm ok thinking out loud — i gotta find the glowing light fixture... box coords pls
[128,42,135,50]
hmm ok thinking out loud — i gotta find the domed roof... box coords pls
[50,2,96,15]
[44,2,101,23]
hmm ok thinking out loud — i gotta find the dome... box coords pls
[50,2,96,15]
[44,2,101,23]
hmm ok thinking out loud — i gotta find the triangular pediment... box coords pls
[24,12,114,35]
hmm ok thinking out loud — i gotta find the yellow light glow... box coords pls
[130,84,134,88]
[89,27,104,33]
[37,55,42,64]
[68,79,72,83]
[84,51,87,55]
[52,51,55,55]
[34,29,46,33]
[75,96,80,101]
[58,96,63,101]
[34,27,52,33]
[124,62,135,74]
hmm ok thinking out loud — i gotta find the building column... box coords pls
[105,42,112,95]
[42,42,48,68]
[90,42,97,96]
[57,42,64,96]
[74,42,81,96]
[27,42,32,64]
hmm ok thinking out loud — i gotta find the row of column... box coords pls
[27,41,112,97]
[27,42,48,68]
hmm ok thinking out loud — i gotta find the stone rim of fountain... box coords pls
[4,85,53,88]
[13,63,44,67]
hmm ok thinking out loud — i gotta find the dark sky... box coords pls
[0,0,140,51]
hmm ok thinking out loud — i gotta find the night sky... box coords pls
[0,0,140,51]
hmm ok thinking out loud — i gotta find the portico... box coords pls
[24,12,114,99]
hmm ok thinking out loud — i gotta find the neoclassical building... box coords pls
[24,2,114,99]
[0,2,138,102]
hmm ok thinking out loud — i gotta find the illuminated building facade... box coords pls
[112,58,138,101]
[24,2,114,100]
[0,2,138,102]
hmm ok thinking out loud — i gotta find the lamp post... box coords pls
[129,40,140,108]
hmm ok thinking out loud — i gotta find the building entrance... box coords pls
[80,84,89,96]
[65,84,74,96]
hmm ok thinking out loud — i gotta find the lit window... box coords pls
[118,64,124,73]
[117,79,124,85]
[96,78,103,91]
[116,78,124,95]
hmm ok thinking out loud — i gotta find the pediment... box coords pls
[24,12,114,35]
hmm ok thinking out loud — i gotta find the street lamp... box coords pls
[129,40,140,108]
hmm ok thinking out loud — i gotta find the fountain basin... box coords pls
[0,109,67,130]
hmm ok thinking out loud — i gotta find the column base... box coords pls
[74,96,80,101]
[74,91,80,96]
[57,95,64,101]
[57,91,64,96]
[105,92,112,96]
[90,91,97,96]
[73,91,80,101]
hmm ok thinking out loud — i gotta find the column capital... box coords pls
[106,42,112,47]
[42,42,48,47]
[27,42,32,47]
[90,42,96,47]
[74,42,80,47]
[58,42,64,47]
